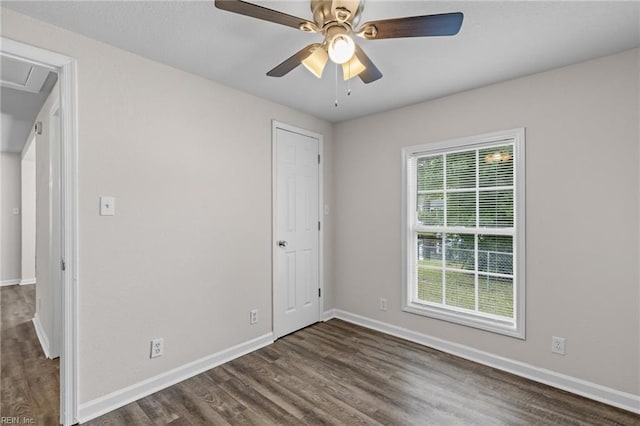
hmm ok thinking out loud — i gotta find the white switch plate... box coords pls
[324,204,330,215]
[100,196,115,216]
[13,207,19,215]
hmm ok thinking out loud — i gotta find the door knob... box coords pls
[278,240,288,248]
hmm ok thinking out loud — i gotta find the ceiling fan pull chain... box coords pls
[334,63,339,107]
[347,61,352,96]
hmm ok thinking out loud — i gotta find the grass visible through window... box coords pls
[418,260,513,318]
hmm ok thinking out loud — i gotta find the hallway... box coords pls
[1,284,59,424]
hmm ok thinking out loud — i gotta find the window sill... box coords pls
[402,301,525,339]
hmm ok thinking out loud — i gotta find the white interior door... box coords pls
[273,123,320,339]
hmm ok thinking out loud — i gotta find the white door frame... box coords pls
[1,37,79,426]
[271,120,324,338]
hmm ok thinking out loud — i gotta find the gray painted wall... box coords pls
[21,140,36,283]
[333,49,639,396]
[1,8,334,403]
[1,152,21,282]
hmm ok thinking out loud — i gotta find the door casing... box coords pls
[0,37,79,426]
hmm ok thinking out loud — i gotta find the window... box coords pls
[402,129,525,338]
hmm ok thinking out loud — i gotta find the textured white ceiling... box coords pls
[3,1,639,123]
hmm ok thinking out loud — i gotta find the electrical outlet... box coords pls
[150,338,163,358]
[379,298,388,311]
[551,336,565,355]
[250,309,258,324]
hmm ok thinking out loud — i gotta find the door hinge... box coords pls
[61,259,66,271]
[318,288,321,298]
[318,154,321,164]
[318,221,321,231]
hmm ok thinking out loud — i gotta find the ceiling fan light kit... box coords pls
[214,0,463,84]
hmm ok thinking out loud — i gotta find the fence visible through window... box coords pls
[417,238,513,275]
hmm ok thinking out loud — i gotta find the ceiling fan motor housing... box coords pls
[311,0,363,29]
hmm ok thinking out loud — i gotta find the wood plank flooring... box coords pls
[1,284,59,425]
[3,283,639,425]
[86,320,639,426]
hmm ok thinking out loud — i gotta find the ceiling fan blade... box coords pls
[214,0,314,30]
[267,44,320,77]
[354,45,382,84]
[357,12,463,39]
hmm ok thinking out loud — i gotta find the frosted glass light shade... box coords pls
[342,54,366,80]
[302,46,329,78]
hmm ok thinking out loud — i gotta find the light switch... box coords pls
[100,196,115,216]
[324,204,330,215]
[13,207,19,215]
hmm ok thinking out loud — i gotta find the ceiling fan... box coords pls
[214,0,463,84]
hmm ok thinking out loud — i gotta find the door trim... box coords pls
[271,120,324,339]
[1,37,79,426]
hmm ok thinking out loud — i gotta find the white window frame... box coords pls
[401,128,526,338]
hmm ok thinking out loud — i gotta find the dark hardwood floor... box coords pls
[3,284,639,425]
[86,320,639,426]
[1,284,59,425]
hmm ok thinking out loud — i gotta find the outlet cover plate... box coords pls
[379,298,388,311]
[150,338,163,358]
[551,336,565,355]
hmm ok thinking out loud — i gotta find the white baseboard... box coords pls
[20,278,36,285]
[78,332,274,423]
[32,314,52,359]
[332,309,640,414]
[321,308,336,321]
[1,279,20,286]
